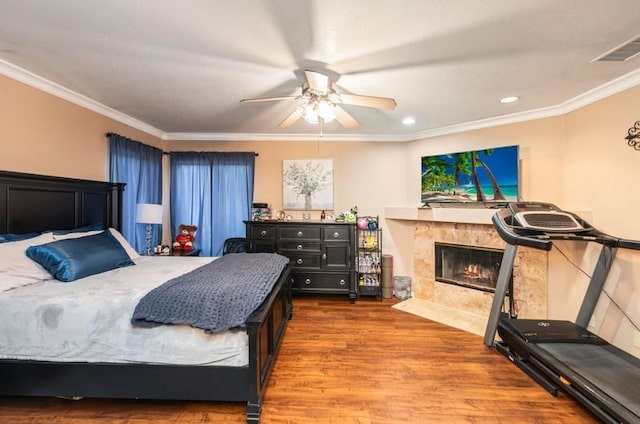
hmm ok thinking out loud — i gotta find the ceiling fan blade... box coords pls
[279,108,302,128]
[240,96,297,103]
[333,105,360,129]
[305,70,329,93]
[340,94,397,110]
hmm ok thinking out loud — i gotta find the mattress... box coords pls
[0,256,249,366]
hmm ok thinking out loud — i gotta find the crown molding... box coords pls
[2,58,639,143]
[164,131,409,142]
[0,59,166,139]
[410,67,640,140]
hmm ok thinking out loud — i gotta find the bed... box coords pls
[0,170,293,424]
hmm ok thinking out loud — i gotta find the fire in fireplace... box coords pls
[434,242,505,292]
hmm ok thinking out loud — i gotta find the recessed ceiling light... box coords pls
[500,96,519,104]
[402,117,416,125]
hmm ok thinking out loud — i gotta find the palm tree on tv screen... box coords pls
[474,149,506,201]
[421,155,454,193]
[422,149,506,201]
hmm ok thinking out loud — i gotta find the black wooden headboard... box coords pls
[0,171,124,234]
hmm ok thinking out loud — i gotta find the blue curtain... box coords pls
[170,152,255,256]
[108,133,163,253]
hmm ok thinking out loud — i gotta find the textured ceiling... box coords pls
[1,0,639,141]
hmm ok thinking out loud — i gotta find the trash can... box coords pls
[393,276,412,300]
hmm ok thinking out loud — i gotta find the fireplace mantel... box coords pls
[385,206,498,225]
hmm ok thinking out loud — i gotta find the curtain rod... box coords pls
[162,151,259,156]
[105,133,258,156]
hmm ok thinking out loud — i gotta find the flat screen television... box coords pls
[421,145,519,204]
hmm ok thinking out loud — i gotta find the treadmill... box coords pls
[483,202,640,424]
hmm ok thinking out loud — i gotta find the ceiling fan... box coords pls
[240,70,397,129]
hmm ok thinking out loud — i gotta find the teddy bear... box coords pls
[173,224,197,251]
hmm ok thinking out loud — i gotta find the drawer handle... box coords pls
[304,278,311,285]
[333,232,340,238]
[296,258,303,265]
[260,230,267,236]
[339,279,346,286]
[297,244,303,250]
[297,231,303,237]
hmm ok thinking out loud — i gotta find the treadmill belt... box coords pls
[502,319,607,344]
[539,342,640,418]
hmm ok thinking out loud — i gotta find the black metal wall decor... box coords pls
[625,121,640,150]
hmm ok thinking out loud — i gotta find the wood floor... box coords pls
[0,296,597,424]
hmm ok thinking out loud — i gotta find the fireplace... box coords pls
[434,242,505,293]
[409,220,546,321]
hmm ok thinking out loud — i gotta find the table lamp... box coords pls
[136,203,162,255]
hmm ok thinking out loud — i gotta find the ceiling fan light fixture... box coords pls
[299,98,336,124]
[317,100,336,122]
[241,70,394,130]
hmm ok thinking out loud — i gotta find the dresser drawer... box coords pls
[278,241,322,253]
[250,225,277,240]
[279,226,321,240]
[292,272,350,292]
[323,225,350,241]
[285,253,321,269]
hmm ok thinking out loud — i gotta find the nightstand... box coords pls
[156,249,201,257]
[171,248,201,256]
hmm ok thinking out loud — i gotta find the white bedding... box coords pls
[0,256,249,366]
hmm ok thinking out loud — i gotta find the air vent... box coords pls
[593,36,640,62]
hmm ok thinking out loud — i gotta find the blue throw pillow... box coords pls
[26,230,134,282]
[0,232,40,243]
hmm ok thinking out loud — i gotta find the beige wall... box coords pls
[563,85,640,239]
[563,86,640,355]
[0,74,163,181]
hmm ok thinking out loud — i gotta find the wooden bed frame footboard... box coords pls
[0,170,295,424]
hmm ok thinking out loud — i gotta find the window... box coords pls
[170,152,255,256]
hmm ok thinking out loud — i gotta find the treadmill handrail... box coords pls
[492,209,553,251]
[618,238,640,251]
[492,207,619,250]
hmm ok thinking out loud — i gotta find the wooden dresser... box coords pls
[245,221,357,302]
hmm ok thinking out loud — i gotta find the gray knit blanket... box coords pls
[131,253,289,333]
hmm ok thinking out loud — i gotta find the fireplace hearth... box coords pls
[435,242,505,292]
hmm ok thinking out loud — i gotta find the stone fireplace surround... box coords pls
[388,207,549,324]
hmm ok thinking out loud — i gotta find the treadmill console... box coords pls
[508,202,588,232]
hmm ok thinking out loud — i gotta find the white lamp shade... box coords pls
[136,203,163,224]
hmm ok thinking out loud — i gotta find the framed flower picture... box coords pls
[282,159,334,210]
